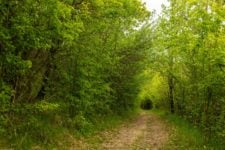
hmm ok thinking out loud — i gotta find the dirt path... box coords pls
[70,112,169,150]
[102,112,169,150]
[133,113,169,150]
[102,113,149,149]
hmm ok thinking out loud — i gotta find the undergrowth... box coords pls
[153,110,224,150]
[0,109,138,149]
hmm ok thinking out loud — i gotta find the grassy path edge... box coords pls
[153,110,223,150]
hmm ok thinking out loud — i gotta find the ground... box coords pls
[70,111,169,150]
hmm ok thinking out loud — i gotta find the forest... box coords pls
[0,0,224,149]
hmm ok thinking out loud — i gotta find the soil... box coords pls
[70,112,169,150]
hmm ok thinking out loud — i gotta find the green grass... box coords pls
[0,110,139,149]
[77,110,140,140]
[73,110,139,137]
[152,109,223,150]
[67,110,141,149]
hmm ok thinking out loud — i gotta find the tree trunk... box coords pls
[168,75,175,113]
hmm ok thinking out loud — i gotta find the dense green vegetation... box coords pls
[0,0,224,149]
[142,0,225,147]
[0,0,150,148]
[154,110,223,149]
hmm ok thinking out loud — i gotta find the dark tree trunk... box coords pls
[168,75,175,113]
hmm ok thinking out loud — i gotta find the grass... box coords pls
[74,110,140,137]
[3,108,223,149]
[62,110,141,149]
[152,109,223,150]
[0,108,140,149]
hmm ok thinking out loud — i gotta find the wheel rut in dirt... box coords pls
[102,113,149,149]
[102,112,169,150]
[71,112,169,150]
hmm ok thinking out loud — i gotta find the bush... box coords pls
[140,99,153,110]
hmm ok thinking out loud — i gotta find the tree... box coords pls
[150,0,225,143]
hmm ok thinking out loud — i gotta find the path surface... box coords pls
[132,113,169,150]
[102,113,149,149]
[71,112,169,150]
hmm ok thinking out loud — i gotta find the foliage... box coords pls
[1,0,224,148]
[148,0,225,146]
[0,0,150,148]
[155,110,208,149]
